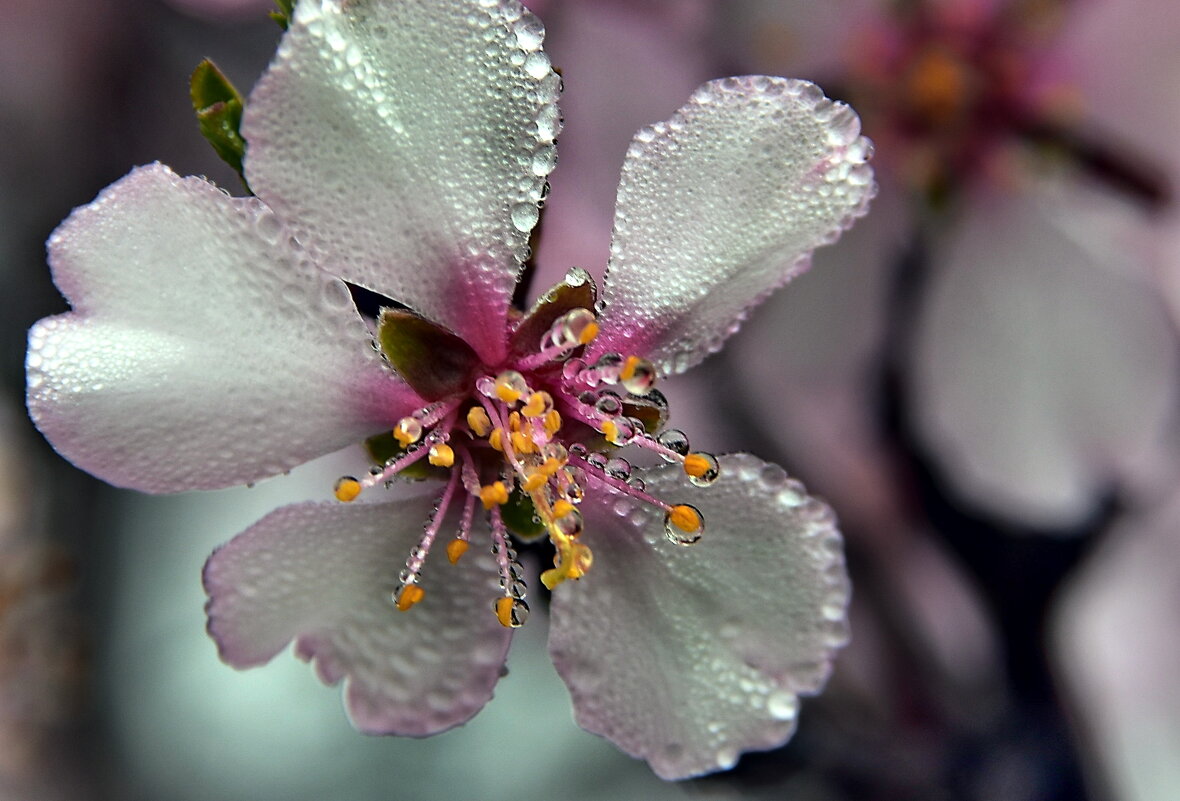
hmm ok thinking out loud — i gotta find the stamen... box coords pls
[480,481,509,508]
[428,442,455,467]
[333,476,362,502]
[467,406,492,437]
[394,416,424,447]
[446,538,469,563]
[521,391,554,418]
[494,370,529,404]
[618,355,657,396]
[488,506,529,627]
[683,451,720,486]
[395,584,425,611]
[665,503,704,545]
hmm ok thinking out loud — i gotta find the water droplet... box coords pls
[656,429,690,458]
[594,393,622,416]
[510,202,539,232]
[513,15,545,51]
[494,597,530,628]
[509,580,528,600]
[664,505,704,546]
[546,308,596,350]
[767,691,798,721]
[620,357,657,395]
[605,457,632,480]
[686,451,720,487]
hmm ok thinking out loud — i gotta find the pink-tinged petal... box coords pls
[548,454,850,780]
[243,0,561,362]
[27,163,417,494]
[907,178,1180,528]
[593,77,875,375]
[204,496,512,736]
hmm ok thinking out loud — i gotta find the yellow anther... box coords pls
[508,411,521,432]
[540,541,594,590]
[540,457,563,476]
[543,409,562,435]
[495,596,515,628]
[446,538,469,564]
[394,416,423,447]
[489,427,504,452]
[601,419,619,443]
[620,355,641,382]
[522,391,553,418]
[395,584,425,611]
[510,430,537,455]
[683,453,712,479]
[467,406,492,437]
[333,477,362,503]
[552,499,575,518]
[494,371,528,403]
[578,321,600,345]
[427,443,454,467]
[480,481,509,509]
[522,472,548,492]
[668,504,703,533]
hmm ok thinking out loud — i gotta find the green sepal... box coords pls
[501,486,547,541]
[363,432,446,481]
[190,59,248,189]
[270,0,295,29]
[508,268,597,358]
[378,309,482,401]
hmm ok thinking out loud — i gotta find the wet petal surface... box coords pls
[26,164,415,493]
[548,453,850,779]
[594,76,874,375]
[204,495,513,736]
[244,0,561,361]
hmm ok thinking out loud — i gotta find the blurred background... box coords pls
[2,0,1179,799]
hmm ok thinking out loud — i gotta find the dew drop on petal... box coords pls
[767,691,798,721]
[510,202,539,232]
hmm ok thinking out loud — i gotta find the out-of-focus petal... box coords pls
[548,454,850,779]
[26,163,416,494]
[243,0,561,362]
[713,0,886,81]
[907,176,1179,528]
[1044,0,1180,174]
[1053,488,1180,801]
[594,77,874,375]
[204,496,512,736]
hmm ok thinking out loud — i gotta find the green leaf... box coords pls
[270,0,295,29]
[378,309,482,401]
[190,59,248,189]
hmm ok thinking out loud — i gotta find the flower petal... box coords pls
[548,453,850,779]
[243,0,561,361]
[204,496,512,736]
[593,77,874,375]
[26,163,417,493]
[907,178,1180,527]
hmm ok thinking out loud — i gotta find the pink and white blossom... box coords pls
[26,0,873,780]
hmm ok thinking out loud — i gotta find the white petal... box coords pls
[27,164,416,493]
[594,76,874,375]
[204,496,512,736]
[244,0,561,360]
[548,454,850,780]
[907,178,1180,527]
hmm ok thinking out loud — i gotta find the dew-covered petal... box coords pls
[26,163,417,494]
[907,178,1180,528]
[243,0,561,362]
[593,76,874,375]
[204,496,512,736]
[548,453,850,780]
